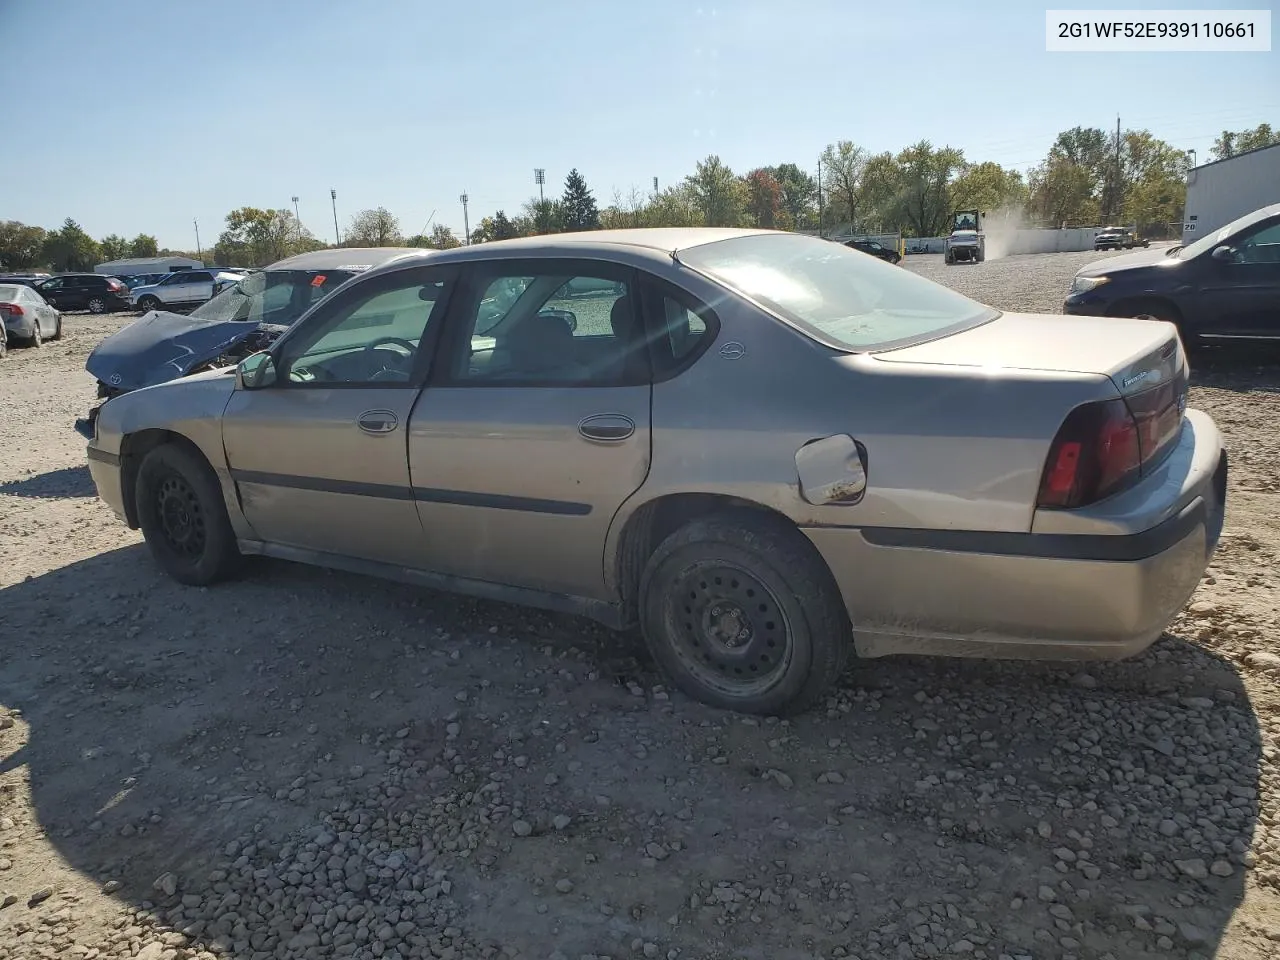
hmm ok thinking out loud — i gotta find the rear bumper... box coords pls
[4,316,37,337]
[804,426,1226,661]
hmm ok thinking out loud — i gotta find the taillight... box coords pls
[1038,377,1187,510]
[1037,398,1140,508]
[0,303,24,317]
[107,279,124,292]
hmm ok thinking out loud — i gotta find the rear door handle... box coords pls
[357,409,399,434]
[578,413,635,442]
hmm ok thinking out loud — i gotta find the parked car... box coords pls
[128,269,248,313]
[80,228,1226,716]
[1065,202,1280,349]
[82,248,420,402]
[0,282,62,347]
[34,273,130,313]
[844,237,902,264]
[121,273,168,290]
[1094,227,1150,251]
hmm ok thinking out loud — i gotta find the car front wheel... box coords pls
[138,296,161,312]
[639,513,851,715]
[135,443,241,585]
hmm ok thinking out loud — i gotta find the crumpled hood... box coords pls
[86,311,264,391]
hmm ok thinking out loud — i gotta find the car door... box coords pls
[37,277,74,309]
[221,264,456,567]
[407,259,652,600]
[22,287,56,336]
[180,270,215,304]
[1199,218,1280,338]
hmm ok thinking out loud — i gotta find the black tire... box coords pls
[87,296,108,314]
[0,334,7,359]
[138,296,162,312]
[50,315,63,340]
[638,512,851,716]
[135,443,241,586]
[27,323,42,348]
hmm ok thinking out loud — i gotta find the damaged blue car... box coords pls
[77,247,422,439]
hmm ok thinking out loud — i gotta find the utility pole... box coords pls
[291,196,301,242]
[1114,114,1123,226]
[193,219,202,259]
[816,157,824,239]
[459,192,470,245]
[534,168,546,204]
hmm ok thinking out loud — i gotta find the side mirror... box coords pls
[1211,245,1237,263]
[236,351,277,390]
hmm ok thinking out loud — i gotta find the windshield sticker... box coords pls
[310,275,327,287]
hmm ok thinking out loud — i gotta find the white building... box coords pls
[94,255,203,277]
[1183,143,1280,244]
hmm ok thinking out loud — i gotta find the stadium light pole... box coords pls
[330,188,340,246]
[460,192,470,245]
[534,168,545,204]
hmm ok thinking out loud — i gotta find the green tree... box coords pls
[770,163,817,229]
[1211,123,1277,160]
[869,142,963,237]
[1120,130,1189,228]
[1029,156,1097,224]
[686,155,744,227]
[215,207,312,266]
[820,140,868,230]
[345,207,403,246]
[743,168,783,228]
[642,183,702,227]
[0,221,48,269]
[430,224,461,249]
[523,197,565,235]
[99,234,130,261]
[42,218,101,271]
[490,211,519,241]
[560,168,600,231]
[128,233,159,258]
[950,162,1028,217]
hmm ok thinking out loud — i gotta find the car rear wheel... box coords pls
[88,296,108,314]
[27,324,42,348]
[50,315,62,340]
[138,296,161,312]
[639,512,851,715]
[135,443,241,586]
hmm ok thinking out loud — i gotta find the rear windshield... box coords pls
[190,269,358,325]
[679,233,995,351]
[0,285,21,301]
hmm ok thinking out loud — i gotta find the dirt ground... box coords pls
[3,249,1280,960]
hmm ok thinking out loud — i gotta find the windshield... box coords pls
[190,269,357,324]
[1180,206,1276,260]
[680,233,995,351]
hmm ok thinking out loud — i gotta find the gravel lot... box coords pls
[3,250,1280,960]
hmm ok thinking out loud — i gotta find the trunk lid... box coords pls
[871,311,1185,399]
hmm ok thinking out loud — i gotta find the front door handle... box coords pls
[578,413,635,442]
[357,409,399,434]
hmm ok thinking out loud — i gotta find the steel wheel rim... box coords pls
[156,472,206,558]
[666,560,794,698]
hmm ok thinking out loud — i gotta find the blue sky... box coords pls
[1,0,1275,250]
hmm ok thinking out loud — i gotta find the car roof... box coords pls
[263,247,425,272]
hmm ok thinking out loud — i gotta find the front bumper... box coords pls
[804,420,1227,661]
[1061,294,1111,315]
[85,442,128,524]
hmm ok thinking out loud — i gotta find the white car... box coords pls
[129,269,246,313]
[0,282,62,350]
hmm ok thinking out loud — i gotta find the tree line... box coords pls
[2,122,1274,272]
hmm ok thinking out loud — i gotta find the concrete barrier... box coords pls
[902,228,1101,256]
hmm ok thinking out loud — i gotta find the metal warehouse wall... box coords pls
[1183,144,1280,245]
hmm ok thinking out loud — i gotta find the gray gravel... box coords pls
[3,257,1280,960]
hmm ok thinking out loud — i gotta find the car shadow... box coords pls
[0,545,1262,959]
[0,465,96,499]
[1190,345,1280,394]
